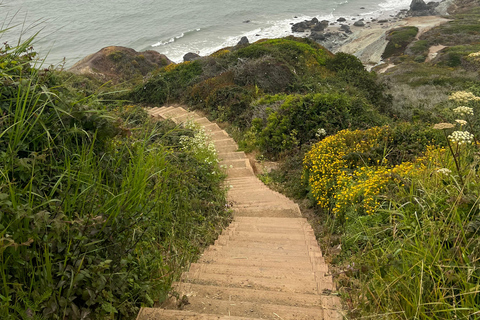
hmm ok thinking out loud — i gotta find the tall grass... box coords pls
[1,32,229,319]
[343,145,480,319]
[304,122,480,318]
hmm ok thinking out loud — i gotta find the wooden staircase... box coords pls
[137,106,342,320]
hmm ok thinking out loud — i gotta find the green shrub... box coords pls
[129,61,203,104]
[326,53,392,110]
[409,40,430,55]
[1,33,229,319]
[382,27,419,59]
[249,92,384,157]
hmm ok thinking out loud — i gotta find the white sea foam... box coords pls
[160,3,409,64]
[4,0,427,68]
[151,29,201,47]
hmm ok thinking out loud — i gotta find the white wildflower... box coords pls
[315,128,327,138]
[436,168,452,175]
[468,52,480,58]
[455,119,467,126]
[433,123,454,130]
[180,120,219,166]
[449,91,480,104]
[453,106,474,116]
[448,130,474,145]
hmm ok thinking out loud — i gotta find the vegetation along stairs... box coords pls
[137,106,342,320]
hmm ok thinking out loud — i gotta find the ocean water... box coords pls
[1,0,413,68]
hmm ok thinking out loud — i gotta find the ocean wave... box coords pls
[377,0,413,10]
[153,0,417,64]
[151,28,201,47]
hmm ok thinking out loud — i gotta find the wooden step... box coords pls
[162,107,188,118]
[218,152,247,161]
[181,297,328,319]
[197,255,327,272]
[189,263,322,279]
[181,271,319,294]
[195,117,212,125]
[142,105,341,320]
[137,308,258,320]
[172,283,341,310]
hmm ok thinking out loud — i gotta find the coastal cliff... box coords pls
[69,46,172,82]
[2,0,480,318]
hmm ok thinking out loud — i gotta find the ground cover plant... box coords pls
[302,91,480,318]
[0,33,229,319]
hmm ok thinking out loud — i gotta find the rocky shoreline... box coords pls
[69,0,455,80]
[168,0,454,67]
[287,0,454,67]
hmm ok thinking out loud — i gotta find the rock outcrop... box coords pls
[408,0,441,16]
[354,20,366,27]
[236,36,250,46]
[69,46,172,83]
[292,18,329,33]
[183,52,201,62]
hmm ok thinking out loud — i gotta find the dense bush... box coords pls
[382,27,419,59]
[1,36,229,319]
[248,93,384,157]
[304,92,480,317]
[129,60,203,104]
[326,53,392,110]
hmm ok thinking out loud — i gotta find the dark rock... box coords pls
[410,0,429,11]
[310,32,326,41]
[183,52,200,62]
[292,18,328,32]
[337,17,346,22]
[312,24,325,32]
[360,6,365,9]
[352,18,356,20]
[371,18,377,21]
[339,24,352,34]
[236,36,249,46]
[312,20,329,31]
[378,19,388,23]
[291,21,309,32]
[243,20,250,23]
[353,20,365,27]
[408,0,439,16]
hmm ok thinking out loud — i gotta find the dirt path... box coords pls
[425,44,447,62]
[136,106,342,320]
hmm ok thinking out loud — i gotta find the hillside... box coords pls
[1,0,480,318]
[129,2,480,317]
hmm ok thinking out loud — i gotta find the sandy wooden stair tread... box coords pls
[137,106,342,320]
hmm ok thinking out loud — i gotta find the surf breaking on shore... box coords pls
[151,0,450,66]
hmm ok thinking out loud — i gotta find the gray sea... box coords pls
[1,0,413,68]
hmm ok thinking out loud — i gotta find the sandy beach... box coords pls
[334,15,451,67]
